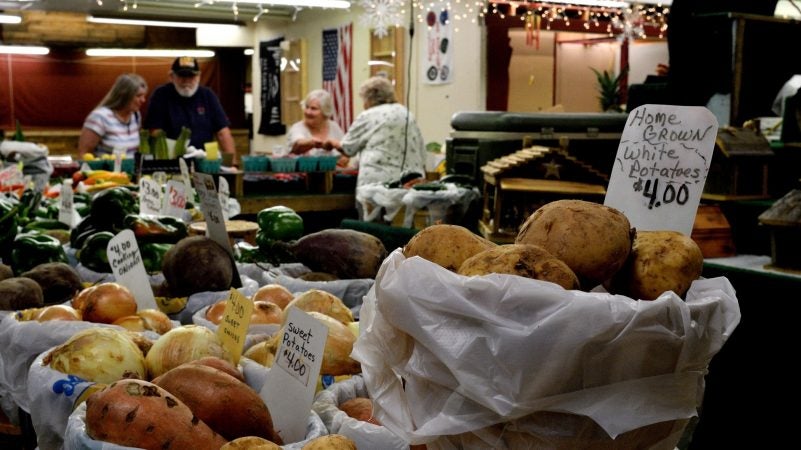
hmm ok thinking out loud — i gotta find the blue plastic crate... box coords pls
[196,158,222,173]
[318,155,339,171]
[242,155,269,172]
[269,157,296,173]
[297,156,319,172]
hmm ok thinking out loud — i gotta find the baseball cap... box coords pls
[171,56,200,76]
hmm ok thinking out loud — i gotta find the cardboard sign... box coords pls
[162,180,187,218]
[139,177,162,216]
[216,288,253,365]
[106,229,157,310]
[179,158,193,198]
[192,172,242,288]
[218,176,231,220]
[260,307,328,443]
[604,105,718,235]
[58,180,76,228]
[113,148,124,173]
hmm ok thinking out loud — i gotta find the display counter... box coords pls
[689,255,800,448]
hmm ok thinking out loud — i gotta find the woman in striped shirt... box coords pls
[78,73,148,159]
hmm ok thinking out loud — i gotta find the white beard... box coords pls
[176,84,199,98]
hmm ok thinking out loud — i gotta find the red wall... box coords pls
[0,49,246,132]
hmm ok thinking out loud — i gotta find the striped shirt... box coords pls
[82,106,140,155]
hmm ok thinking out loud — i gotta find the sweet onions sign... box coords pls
[605,105,718,235]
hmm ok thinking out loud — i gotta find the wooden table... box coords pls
[238,193,356,215]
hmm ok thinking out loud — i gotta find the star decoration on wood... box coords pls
[542,159,562,179]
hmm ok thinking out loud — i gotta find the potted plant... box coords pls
[591,67,627,113]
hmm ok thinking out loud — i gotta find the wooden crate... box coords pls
[691,204,736,258]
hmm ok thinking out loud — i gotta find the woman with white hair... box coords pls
[287,89,344,155]
[337,76,425,188]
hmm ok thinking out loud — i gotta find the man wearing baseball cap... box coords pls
[143,56,236,159]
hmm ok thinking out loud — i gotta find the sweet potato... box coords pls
[85,379,228,450]
[403,224,496,272]
[339,397,380,425]
[152,363,281,443]
[289,229,388,279]
[188,355,245,382]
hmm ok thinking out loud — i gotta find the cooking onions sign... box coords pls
[605,105,718,235]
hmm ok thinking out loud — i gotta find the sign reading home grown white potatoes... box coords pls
[604,105,718,235]
[261,307,328,443]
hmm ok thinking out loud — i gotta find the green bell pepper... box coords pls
[89,186,138,230]
[256,205,304,242]
[22,218,71,233]
[77,231,114,273]
[0,198,19,262]
[10,232,69,275]
[140,242,173,273]
[234,241,270,264]
[123,214,188,244]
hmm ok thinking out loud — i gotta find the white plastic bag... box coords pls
[353,250,741,448]
[313,374,411,450]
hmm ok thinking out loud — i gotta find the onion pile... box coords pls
[72,282,137,324]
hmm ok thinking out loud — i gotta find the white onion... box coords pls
[44,327,147,383]
[145,325,231,379]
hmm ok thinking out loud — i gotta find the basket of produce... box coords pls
[353,200,741,449]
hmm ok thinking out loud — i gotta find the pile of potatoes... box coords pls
[403,199,704,300]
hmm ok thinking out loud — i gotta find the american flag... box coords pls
[322,23,353,132]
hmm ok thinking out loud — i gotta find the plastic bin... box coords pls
[319,155,340,171]
[297,156,319,172]
[242,155,269,172]
[195,158,222,173]
[269,157,296,173]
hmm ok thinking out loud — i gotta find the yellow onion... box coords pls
[251,301,283,325]
[136,309,173,334]
[205,300,228,325]
[77,283,137,324]
[252,284,294,310]
[43,327,147,383]
[112,315,147,332]
[282,289,353,325]
[36,304,81,322]
[145,325,231,379]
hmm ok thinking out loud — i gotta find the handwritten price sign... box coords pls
[260,307,328,443]
[139,178,162,215]
[162,180,186,218]
[604,105,718,235]
[106,229,157,310]
[216,289,253,364]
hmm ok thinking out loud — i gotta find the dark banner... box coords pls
[258,37,286,136]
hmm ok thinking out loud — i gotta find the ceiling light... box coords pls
[221,0,351,8]
[244,48,255,55]
[85,49,216,57]
[0,45,49,55]
[87,16,241,29]
[0,14,22,24]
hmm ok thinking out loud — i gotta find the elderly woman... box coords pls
[337,76,426,187]
[78,73,148,158]
[287,89,344,155]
